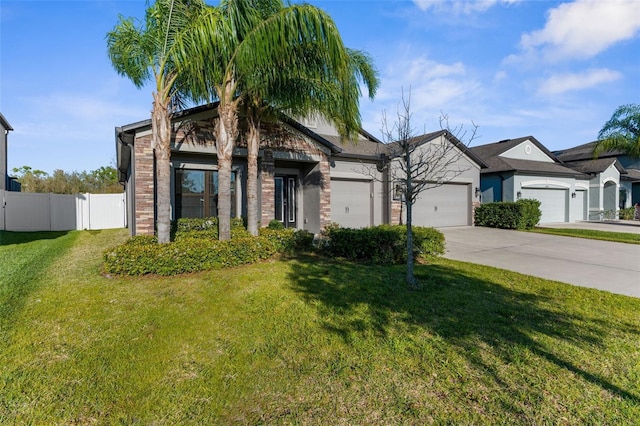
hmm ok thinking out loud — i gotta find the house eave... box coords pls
[0,113,13,131]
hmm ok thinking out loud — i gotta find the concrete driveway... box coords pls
[440,226,640,298]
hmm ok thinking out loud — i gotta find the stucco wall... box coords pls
[480,175,502,203]
[588,163,620,219]
[389,135,482,190]
[500,140,554,163]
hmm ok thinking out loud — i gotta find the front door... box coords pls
[275,175,297,228]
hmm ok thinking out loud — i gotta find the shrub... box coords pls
[323,225,444,264]
[619,207,635,220]
[104,228,296,276]
[172,217,245,241]
[474,199,541,230]
[517,199,542,229]
[267,219,285,230]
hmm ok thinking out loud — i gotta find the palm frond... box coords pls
[106,16,152,88]
[594,104,640,158]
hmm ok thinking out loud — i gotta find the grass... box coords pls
[529,227,640,244]
[1,229,639,424]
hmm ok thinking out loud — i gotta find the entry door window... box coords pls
[274,176,297,227]
[175,169,235,218]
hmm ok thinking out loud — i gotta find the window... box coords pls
[175,169,236,218]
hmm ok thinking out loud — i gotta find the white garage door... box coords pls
[412,183,470,227]
[571,190,587,222]
[331,179,372,228]
[521,188,567,223]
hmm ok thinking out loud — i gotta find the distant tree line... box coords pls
[11,165,122,194]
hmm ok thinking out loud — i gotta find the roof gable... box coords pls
[470,136,582,176]
[384,130,487,168]
[563,158,626,174]
[500,138,554,163]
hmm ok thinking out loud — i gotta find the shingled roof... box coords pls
[554,141,625,162]
[564,158,626,174]
[470,136,583,177]
[623,168,640,181]
[328,129,487,167]
[321,134,386,158]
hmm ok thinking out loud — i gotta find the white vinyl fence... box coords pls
[1,190,126,232]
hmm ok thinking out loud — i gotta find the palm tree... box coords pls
[594,104,640,158]
[241,45,379,235]
[107,0,208,243]
[174,0,376,239]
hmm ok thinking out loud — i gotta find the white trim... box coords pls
[520,179,571,189]
[603,177,618,185]
[575,182,589,190]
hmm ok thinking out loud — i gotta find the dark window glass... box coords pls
[175,169,236,219]
[274,177,284,222]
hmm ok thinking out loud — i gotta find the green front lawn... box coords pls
[1,229,639,424]
[529,227,640,244]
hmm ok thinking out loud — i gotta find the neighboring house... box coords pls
[116,104,484,235]
[471,136,592,224]
[1,112,14,192]
[554,141,640,212]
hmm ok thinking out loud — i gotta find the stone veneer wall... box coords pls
[134,134,155,235]
[260,150,275,227]
[471,201,480,226]
[390,200,402,225]
[318,153,331,230]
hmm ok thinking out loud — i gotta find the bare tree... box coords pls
[381,89,478,289]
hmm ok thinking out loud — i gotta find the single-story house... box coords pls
[554,141,640,211]
[116,104,485,235]
[471,136,594,224]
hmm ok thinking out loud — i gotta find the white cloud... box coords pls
[360,56,482,138]
[414,0,521,14]
[537,68,622,95]
[519,0,640,62]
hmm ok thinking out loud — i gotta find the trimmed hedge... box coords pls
[474,199,542,230]
[104,226,314,276]
[323,224,444,264]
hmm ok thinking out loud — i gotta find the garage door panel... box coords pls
[331,179,372,228]
[412,184,470,227]
[521,188,567,223]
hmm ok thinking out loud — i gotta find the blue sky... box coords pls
[1,0,639,175]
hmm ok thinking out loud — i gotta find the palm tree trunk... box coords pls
[246,111,260,236]
[152,91,172,244]
[215,80,239,241]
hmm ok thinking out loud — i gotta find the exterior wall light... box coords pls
[517,191,522,199]
[571,192,576,199]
